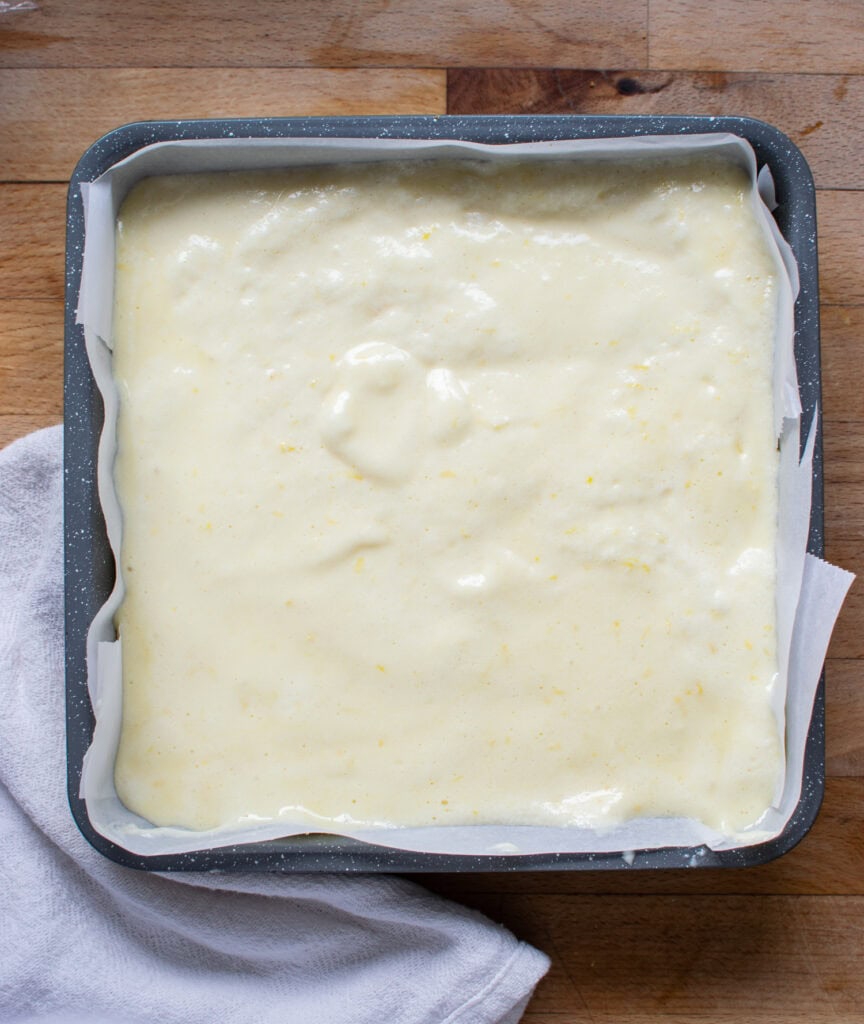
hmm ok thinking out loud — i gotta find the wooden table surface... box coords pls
[2,3,862,1020]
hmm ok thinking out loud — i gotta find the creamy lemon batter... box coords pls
[112,157,781,835]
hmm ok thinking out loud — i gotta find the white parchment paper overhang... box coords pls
[75,134,854,858]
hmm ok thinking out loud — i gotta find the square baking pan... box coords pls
[64,115,823,872]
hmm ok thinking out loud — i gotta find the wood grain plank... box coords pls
[0,68,446,182]
[0,416,59,454]
[0,298,63,401]
[649,0,864,74]
[525,1017,859,1024]
[0,0,648,69]
[818,190,864,306]
[825,584,863,660]
[831,593,864,663]
[822,307,864,423]
[825,430,864,540]
[491,894,864,1019]
[823,423,864,662]
[422,779,864,899]
[827,660,864,776]
[824,548,864,661]
[0,298,63,451]
[0,184,66,299]
[447,68,864,190]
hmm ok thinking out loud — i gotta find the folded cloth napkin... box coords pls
[0,426,549,1024]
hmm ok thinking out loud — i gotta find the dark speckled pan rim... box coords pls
[64,115,823,872]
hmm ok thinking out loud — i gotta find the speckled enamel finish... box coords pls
[64,115,822,872]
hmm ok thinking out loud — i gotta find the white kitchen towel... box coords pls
[0,426,549,1024]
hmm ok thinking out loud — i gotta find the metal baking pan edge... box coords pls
[64,114,822,872]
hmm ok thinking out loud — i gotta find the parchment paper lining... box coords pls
[76,134,854,858]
